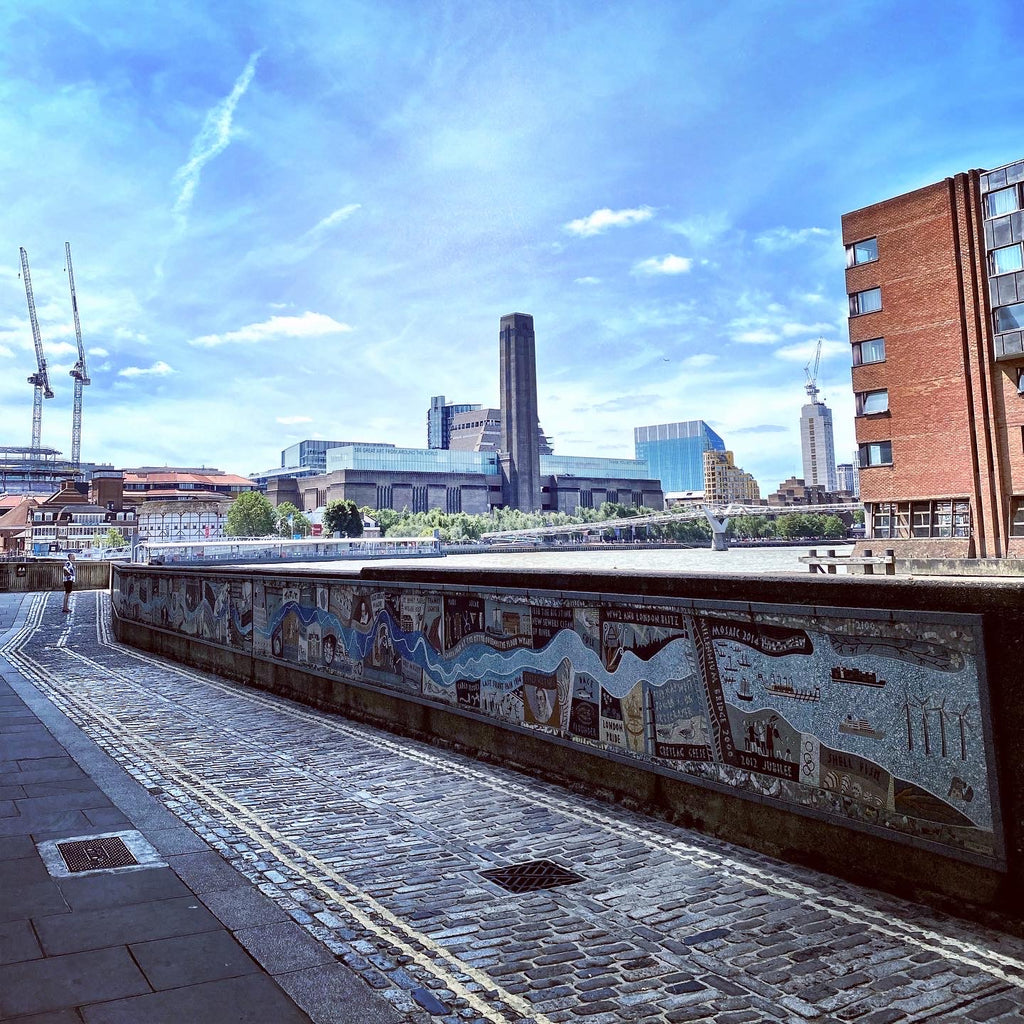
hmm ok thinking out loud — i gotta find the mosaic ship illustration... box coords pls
[736,677,754,702]
[838,715,886,740]
[831,666,886,688]
[763,675,820,702]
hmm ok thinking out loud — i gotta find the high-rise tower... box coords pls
[800,400,838,492]
[498,312,542,511]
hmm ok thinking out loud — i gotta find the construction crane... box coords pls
[19,247,54,450]
[65,242,90,466]
[804,336,823,403]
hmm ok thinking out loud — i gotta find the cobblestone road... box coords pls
[5,590,1024,1024]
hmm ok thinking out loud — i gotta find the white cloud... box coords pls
[119,360,175,377]
[188,311,353,348]
[565,206,653,237]
[0,344,13,358]
[683,353,718,368]
[781,321,835,337]
[308,204,361,235]
[88,347,109,357]
[42,341,79,358]
[754,227,832,251]
[172,50,262,224]
[774,339,848,362]
[276,415,313,425]
[732,329,778,344]
[665,212,731,246]
[633,254,692,275]
[574,276,601,285]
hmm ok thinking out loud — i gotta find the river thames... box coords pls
[283,542,857,575]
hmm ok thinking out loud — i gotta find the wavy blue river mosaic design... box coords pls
[112,569,1001,866]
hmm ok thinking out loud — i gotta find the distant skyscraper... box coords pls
[633,420,725,492]
[836,462,859,496]
[427,396,482,449]
[800,400,838,492]
[498,313,542,511]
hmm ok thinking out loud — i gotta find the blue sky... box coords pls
[0,1,1019,490]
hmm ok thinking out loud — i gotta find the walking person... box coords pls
[61,552,76,613]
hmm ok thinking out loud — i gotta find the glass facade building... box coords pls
[633,421,725,492]
[427,396,482,449]
[540,455,651,480]
[281,440,394,472]
[326,445,499,475]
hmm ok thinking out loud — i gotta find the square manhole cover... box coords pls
[57,836,139,873]
[480,859,584,894]
[37,830,167,878]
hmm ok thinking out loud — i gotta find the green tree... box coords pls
[275,502,311,537]
[225,491,277,537]
[323,499,364,537]
[822,515,846,539]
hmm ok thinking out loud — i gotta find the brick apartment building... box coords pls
[843,156,1024,557]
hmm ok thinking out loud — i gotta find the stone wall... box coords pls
[111,563,1024,921]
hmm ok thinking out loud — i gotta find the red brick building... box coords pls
[843,158,1024,557]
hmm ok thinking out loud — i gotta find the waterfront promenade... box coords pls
[2,589,1024,1023]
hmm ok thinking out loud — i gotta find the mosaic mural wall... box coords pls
[112,569,1002,866]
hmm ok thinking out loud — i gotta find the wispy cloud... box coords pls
[780,321,834,337]
[188,311,353,348]
[682,353,717,368]
[754,227,832,251]
[733,424,788,434]
[276,415,313,424]
[119,360,175,378]
[565,206,653,237]
[574,276,601,285]
[774,338,848,362]
[633,254,692,275]
[732,329,778,344]
[307,204,362,236]
[0,345,13,358]
[666,212,730,246]
[172,50,262,226]
[88,347,109,357]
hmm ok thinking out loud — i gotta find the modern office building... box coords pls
[427,397,482,449]
[836,462,859,497]
[703,450,761,503]
[800,400,838,492]
[843,155,1024,556]
[633,421,726,492]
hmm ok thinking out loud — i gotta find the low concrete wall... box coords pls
[0,560,110,593]
[111,563,1024,927]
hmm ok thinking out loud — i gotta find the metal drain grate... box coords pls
[56,836,139,873]
[480,859,583,894]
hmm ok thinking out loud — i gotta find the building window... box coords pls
[990,243,1024,275]
[986,185,1020,218]
[994,302,1024,333]
[1012,500,1024,538]
[868,500,971,540]
[853,337,885,365]
[856,389,889,416]
[858,441,892,467]
[849,287,882,316]
[911,502,931,538]
[846,237,878,266]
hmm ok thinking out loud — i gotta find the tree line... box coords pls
[224,492,856,544]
